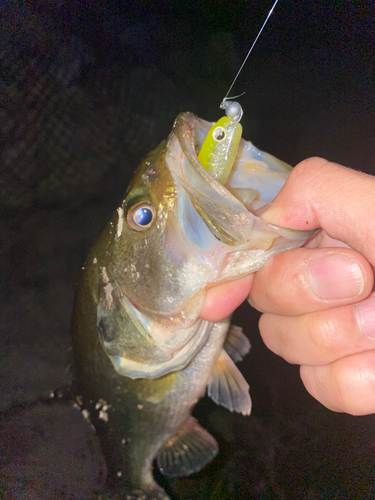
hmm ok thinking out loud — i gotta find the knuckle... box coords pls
[290,157,329,183]
[290,157,340,199]
[301,365,335,407]
[259,314,288,356]
[308,314,339,355]
[259,314,300,363]
[307,307,359,362]
[266,256,305,312]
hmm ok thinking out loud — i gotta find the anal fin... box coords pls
[207,349,252,416]
[156,416,218,478]
[224,325,251,363]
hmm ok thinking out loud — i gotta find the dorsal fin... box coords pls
[207,349,252,416]
[156,416,218,478]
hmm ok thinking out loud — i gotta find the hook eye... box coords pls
[126,201,156,231]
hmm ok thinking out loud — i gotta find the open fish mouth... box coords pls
[166,112,315,278]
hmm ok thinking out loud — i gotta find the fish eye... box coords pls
[126,201,156,231]
[213,127,226,142]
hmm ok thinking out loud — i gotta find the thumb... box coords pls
[261,157,375,266]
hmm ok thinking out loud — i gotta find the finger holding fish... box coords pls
[202,157,375,415]
[260,158,375,263]
[248,246,373,316]
[200,274,254,322]
[259,299,375,367]
[201,243,373,321]
[255,159,375,414]
[252,244,374,367]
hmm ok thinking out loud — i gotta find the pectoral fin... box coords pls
[156,416,218,478]
[224,325,251,363]
[207,349,252,416]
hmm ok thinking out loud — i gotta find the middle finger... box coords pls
[259,295,375,366]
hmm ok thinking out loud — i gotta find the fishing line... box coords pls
[220,0,279,108]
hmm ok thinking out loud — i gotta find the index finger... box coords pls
[261,158,375,266]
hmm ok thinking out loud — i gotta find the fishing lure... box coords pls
[198,0,279,185]
[197,101,243,185]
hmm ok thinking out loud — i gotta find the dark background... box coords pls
[1,1,374,498]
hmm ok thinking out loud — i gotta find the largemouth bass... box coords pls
[71,111,314,499]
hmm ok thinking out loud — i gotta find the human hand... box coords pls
[201,158,375,415]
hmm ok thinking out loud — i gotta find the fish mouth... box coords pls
[168,112,314,252]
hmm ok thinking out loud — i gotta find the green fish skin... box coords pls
[71,112,315,499]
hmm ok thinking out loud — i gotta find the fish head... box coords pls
[92,112,315,378]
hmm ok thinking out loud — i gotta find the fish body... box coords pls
[71,112,314,499]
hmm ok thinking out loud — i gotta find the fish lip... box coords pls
[171,112,317,242]
[171,111,293,211]
[172,112,236,201]
[169,111,317,269]
[171,112,281,221]
[170,112,258,246]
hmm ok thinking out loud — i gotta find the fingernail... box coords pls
[308,253,364,299]
[356,293,375,339]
